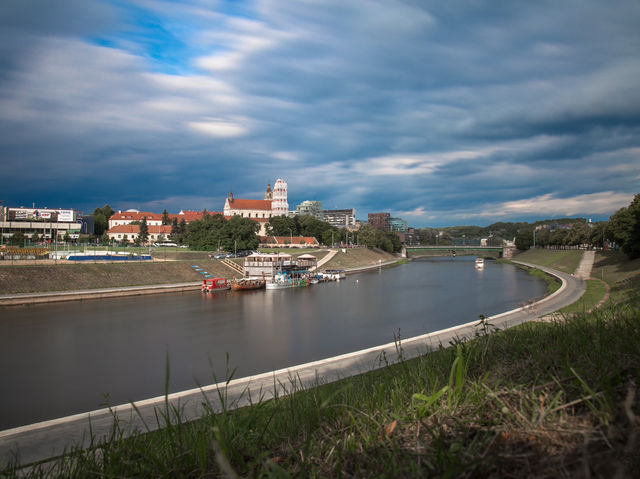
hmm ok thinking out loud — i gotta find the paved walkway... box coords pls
[0,262,586,468]
[310,248,338,271]
[574,250,595,280]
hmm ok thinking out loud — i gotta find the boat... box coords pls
[202,277,231,292]
[475,258,485,269]
[231,277,266,291]
[322,269,346,281]
[266,272,309,290]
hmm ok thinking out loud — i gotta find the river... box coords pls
[0,257,546,430]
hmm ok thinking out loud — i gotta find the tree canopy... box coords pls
[609,194,640,259]
[183,214,259,251]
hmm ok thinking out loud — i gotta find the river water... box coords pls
[0,257,546,430]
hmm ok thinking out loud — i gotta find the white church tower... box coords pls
[271,178,289,216]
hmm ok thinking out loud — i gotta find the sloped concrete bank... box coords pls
[0,282,202,306]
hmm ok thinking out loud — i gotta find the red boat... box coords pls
[202,277,231,293]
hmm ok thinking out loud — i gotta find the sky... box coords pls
[0,0,639,227]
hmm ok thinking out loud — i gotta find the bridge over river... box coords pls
[405,245,516,258]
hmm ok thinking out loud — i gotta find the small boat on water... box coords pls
[231,277,266,291]
[202,277,231,292]
[475,258,485,269]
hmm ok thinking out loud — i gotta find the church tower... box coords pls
[271,179,289,216]
[264,183,273,201]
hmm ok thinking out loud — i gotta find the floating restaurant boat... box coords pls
[475,258,485,269]
[202,277,231,292]
[242,252,316,290]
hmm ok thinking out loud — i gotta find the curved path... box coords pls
[0,261,586,468]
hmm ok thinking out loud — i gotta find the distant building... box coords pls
[390,217,408,234]
[368,212,391,231]
[108,210,164,229]
[271,179,289,216]
[107,224,172,244]
[2,206,82,241]
[295,200,324,220]
[223,190,274,220]
[324,208,357,229]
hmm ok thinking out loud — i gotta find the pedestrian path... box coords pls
[311,249,338,271]
[574,250,595,280]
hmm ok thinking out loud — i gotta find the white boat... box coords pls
[475,258,485,269]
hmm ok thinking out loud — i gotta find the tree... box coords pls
[31,232,41,244]
[93,205,115,236]
[609,194,640,259]
[267,215,298,236]
[515,230,533,250]
[139,217,149,245]
[162,209,171,225]
[8,231,25,246]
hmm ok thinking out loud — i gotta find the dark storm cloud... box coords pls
[0,0,638,225]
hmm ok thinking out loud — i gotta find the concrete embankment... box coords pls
[0,282,202,306]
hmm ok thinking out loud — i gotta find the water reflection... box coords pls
[0,257,546,430]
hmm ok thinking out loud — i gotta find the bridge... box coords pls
[405,245,516,258]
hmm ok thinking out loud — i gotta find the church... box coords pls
[223,179,289,234]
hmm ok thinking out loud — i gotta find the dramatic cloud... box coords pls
[0,0,638,226]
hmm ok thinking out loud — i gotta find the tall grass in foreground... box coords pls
[4,300,638,478]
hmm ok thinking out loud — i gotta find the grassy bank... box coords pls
[0,248,383,295]
[3,250,639,477]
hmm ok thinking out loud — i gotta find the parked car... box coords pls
[214,253,226,259]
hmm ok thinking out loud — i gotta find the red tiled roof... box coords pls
[227,199,272,211]
[259,236,318,245]
[171,211,224,223]
[110,211,163,222]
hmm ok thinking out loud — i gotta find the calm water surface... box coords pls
[0,257,546,430]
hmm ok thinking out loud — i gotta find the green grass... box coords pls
[514,249,583,273]
[4,250,639,478]
[560,279,608,314]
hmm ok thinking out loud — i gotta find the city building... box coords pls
[324,208,357,229]
[108,210,164,229]
[271,179,289,216]
[368,212,391,231]
[0,206,82,243]
[295,200,324,220]
[390,217,408,234]
[107,224,173,244]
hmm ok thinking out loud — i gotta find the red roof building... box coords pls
[107,224,172,244]
[259,236,319,248]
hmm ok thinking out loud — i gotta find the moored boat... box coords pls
[475,258,485,269]
[231,277,266,291]
[202,277,231,292]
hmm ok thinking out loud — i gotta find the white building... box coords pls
[271,179,289,216]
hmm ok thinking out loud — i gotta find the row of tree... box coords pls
[510,194,640,258]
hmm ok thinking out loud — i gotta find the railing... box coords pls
[221,258,244,275]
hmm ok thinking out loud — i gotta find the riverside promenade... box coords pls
[0,259,587,468]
